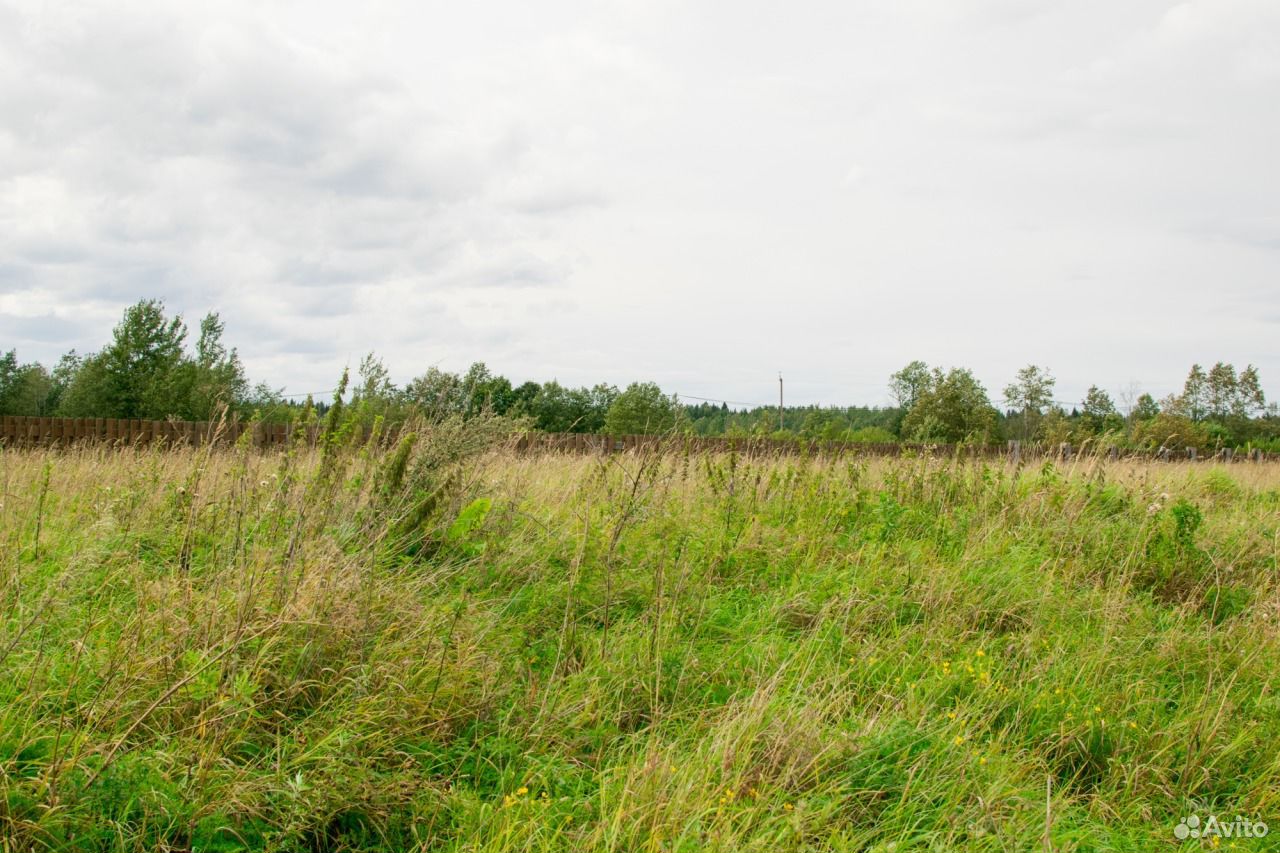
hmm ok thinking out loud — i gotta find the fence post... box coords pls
[1187,447,1197,462]
[1007,440,1020,464]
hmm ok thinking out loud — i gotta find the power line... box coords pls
[277,390,337,399]
[675,392,771,408]
[995,398,1096,408]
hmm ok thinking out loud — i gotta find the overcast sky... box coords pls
[2,0,1278,409]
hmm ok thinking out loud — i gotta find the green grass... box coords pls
[1,431,1279,851]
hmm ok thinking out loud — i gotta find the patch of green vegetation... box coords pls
[1,438,1279,851]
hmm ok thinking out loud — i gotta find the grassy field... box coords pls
[2,427,1279,851]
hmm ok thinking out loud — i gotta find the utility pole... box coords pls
[778,373,784,432]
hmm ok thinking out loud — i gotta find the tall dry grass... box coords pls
[1,434,1278,850]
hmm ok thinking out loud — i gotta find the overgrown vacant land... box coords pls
[2,429,1279,851]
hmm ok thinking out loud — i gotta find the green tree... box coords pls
[0,350,23,414]
[1039,408,1074,446]
[528,381,574,432]
[1132,412,1209,452]
[13,364,55,415]
[462,362,515,416]
[99,300,189,418]
[350,352,399,425]
[584,384,619,432]
[529,381,617,433]
[889,360,931,411]
[1130,393,1160,422]
[508,381,541,416]
[1003,365,1056,441]
[47,352,82,414]
[1180,364,1207,421]
[901,368,998,443]
[1205,362,1238,421]
[604,382,681,435]
[1236,366,1266,417]
[0,352,57,416]
[1079,385,1121,435]
[56,353,111,417]
[846,426,896,443]
[189,313,248,419]
[405,367,465,417]
[1167,363,1267,443]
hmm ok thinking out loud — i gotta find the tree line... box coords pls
[3,300,1277,450]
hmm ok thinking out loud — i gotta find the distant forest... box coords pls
[3,299,1278,451]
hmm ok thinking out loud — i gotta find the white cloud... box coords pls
[0,0,1277,405]
[842,165,865,187]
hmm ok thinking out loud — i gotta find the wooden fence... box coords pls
[513,433,1272,462]
[0,415,302,448]
[0,415,1273,462]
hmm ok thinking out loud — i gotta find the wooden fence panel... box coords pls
[0,415,1274,463]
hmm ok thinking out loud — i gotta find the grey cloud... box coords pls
[12,240,89,266]
[464,254,570,290]
[0,311,93,346]
[254,334,341,357]
[0,262,31,288]
[1182,217,1280,253]
[274,285,361,319]
[510,187,608,215]
[0,0,615,375]
[1,0,1276,404]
